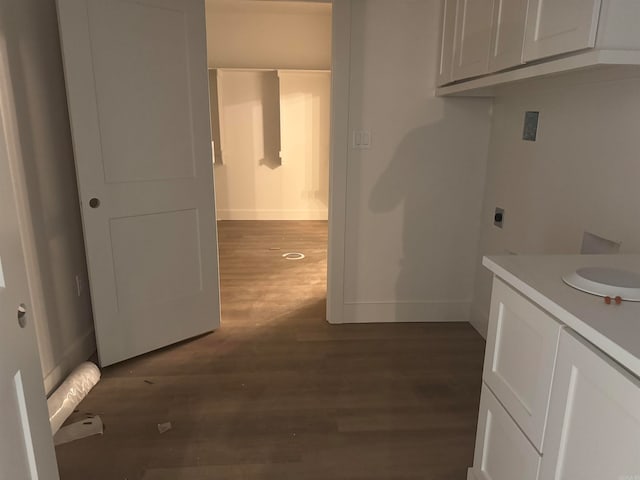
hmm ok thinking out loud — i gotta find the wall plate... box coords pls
[523,111,539,141]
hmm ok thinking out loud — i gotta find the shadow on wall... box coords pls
[259,70,281,169]
[366,99,490,320]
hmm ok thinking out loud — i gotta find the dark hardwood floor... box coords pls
[55,220,485,479]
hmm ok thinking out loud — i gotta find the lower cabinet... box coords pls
[482,278,561,451]
[471,385,541,480]
[539,330,640,480]
[471,276,640,479]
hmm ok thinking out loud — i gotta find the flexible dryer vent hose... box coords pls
[47,362,101,435]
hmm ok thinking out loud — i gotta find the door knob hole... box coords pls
[89,198,100,208]
[17,303,27,328]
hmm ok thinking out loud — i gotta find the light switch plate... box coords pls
[353,130,371,149]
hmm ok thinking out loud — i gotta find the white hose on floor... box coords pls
[47,362,101,435]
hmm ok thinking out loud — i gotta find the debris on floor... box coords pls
[54,415,104,446]
[144,379,155,385]
[157,422,172,434]
[282,252,305,260]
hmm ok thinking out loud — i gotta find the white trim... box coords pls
[216,209,328,221]
[326,0,351,325]
[467,468,478,480]
[43,327,96,396]
[339,301,471,324]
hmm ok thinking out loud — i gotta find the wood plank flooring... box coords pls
[55,220,485,479]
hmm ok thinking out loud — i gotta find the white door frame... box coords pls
[326,0,351,325]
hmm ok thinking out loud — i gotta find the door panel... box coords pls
[452,0,494,81]
[524,0,602,62]
[89,0,196,183]
[57,0,221,366]
[109,210,202,311]
[489,0,528,72]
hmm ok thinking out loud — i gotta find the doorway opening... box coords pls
[205,0,332,329]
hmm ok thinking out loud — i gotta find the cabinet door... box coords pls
[489,0,528,73]
[483,278,562,451]
[437,0,458,86]
[452,0,494,81]
[540,330,640,480]
[523,0,602,62]
[471,385,541,480]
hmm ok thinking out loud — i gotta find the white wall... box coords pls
[333,0,493,323]
[213,69,330,220]
[471,74,640,337]
[0,0,94,393]
[205,0,332,70]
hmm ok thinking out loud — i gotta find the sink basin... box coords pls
[562,267,640,301]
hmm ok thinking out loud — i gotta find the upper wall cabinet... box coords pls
[437,0,640,95]
[451,0,494,81]
[489,0,528,73]
[436,0,458,86]
[523,0,601,62]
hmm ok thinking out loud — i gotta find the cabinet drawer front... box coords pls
[540,330,640,480]
[472,385,541,480]
[483,278,561,450]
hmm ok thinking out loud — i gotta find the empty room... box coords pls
[2,0,640,479]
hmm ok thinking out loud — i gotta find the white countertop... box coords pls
[484,254,640,378]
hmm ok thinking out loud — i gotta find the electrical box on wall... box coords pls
[523,111,539,141]
[494,207,504,228]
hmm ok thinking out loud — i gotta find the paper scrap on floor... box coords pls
[54,415,104,446]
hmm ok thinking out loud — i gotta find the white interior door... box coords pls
[0,107,59,478]
[57,0,221,366]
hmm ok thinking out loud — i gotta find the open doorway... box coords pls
[205,0,332,329]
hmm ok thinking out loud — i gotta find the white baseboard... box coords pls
[216,209,328,221]
[43,328,96,396]
[334,301,471,324]
[469,304,489,339]
[467,467,478,480]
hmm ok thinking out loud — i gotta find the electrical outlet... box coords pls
[75,274,83,297]
[494,207,505,228]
